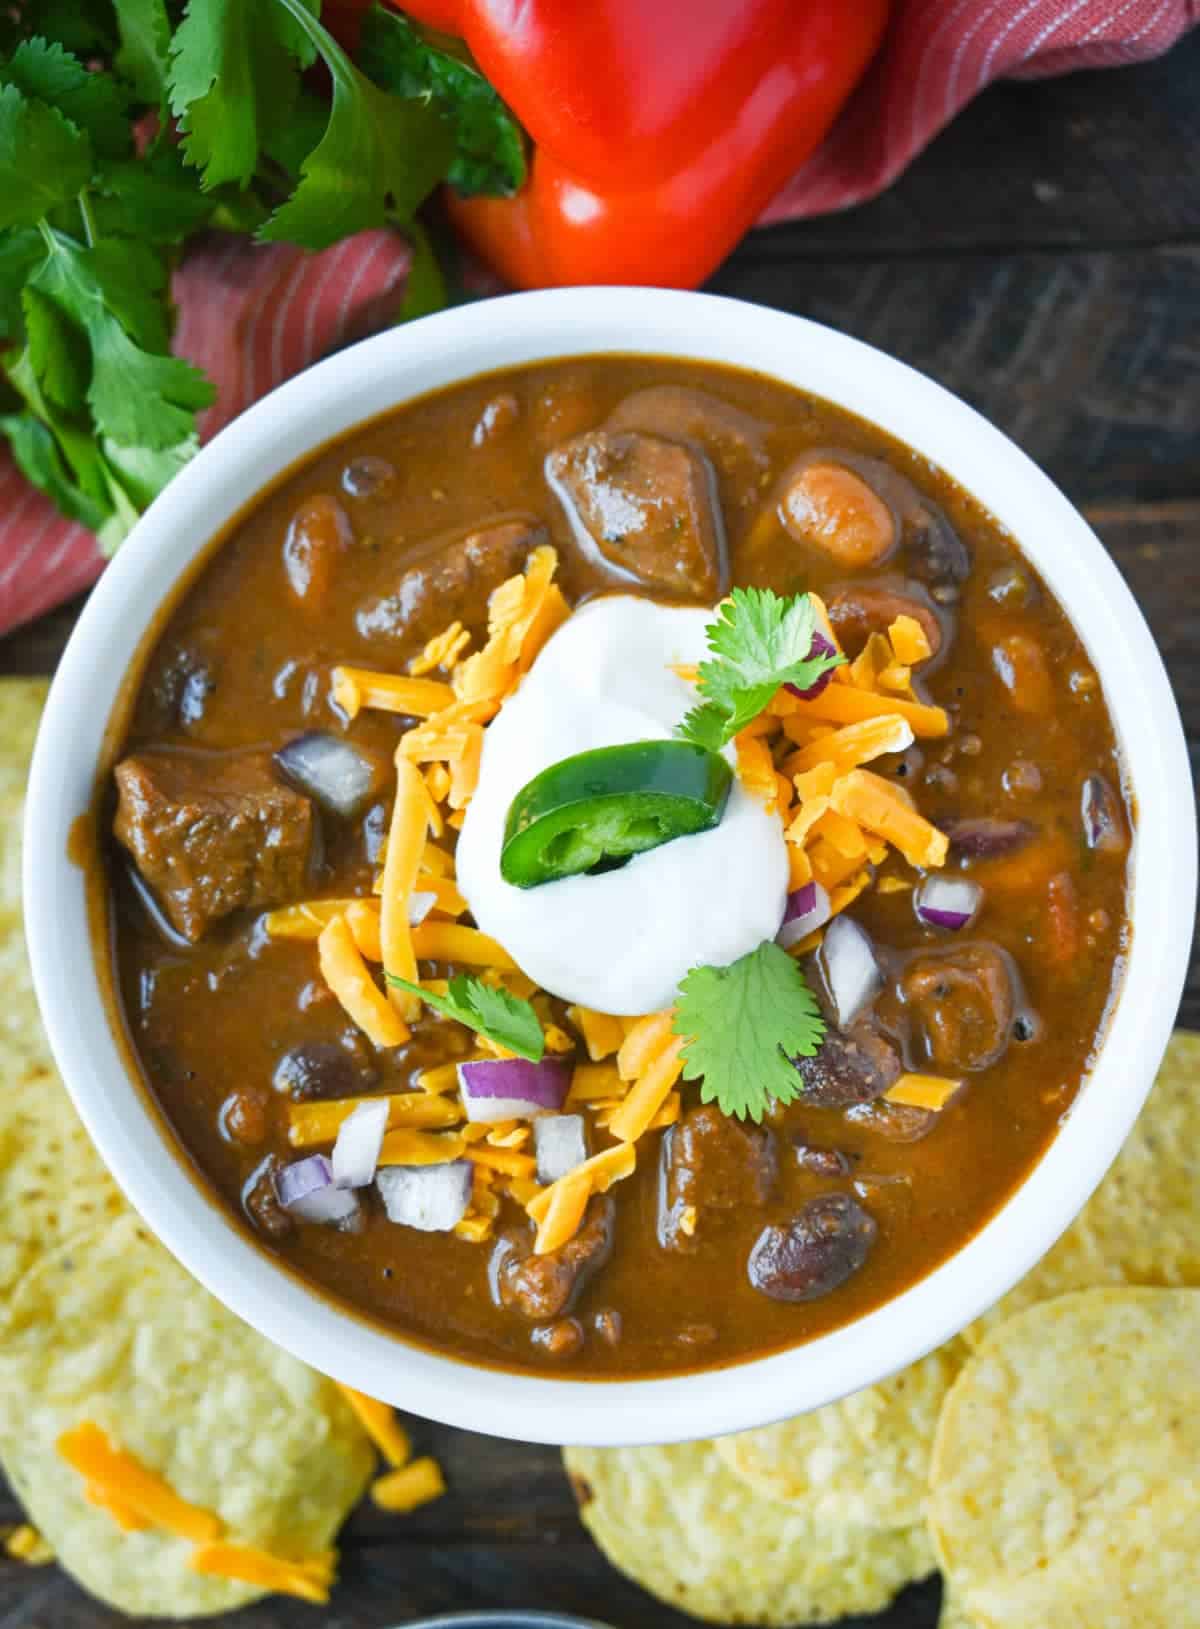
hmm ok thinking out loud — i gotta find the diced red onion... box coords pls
[915,876,982,932]
[275,731,380,819]
[534,1114,589,1185]
[457,1057,571,1124]
[785,632,838,701]
[939,816,1034,859]
[331,1099,389,1189]
[819,915,881,1029]
[376,1161,472,1231]
[274,1154,361,1225]
[776,881,832,949]
[1080,774,1125,854]
[408,890,437,926]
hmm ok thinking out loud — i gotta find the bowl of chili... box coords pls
[24,288,1195,1446]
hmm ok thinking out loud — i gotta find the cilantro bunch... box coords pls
[0,1,524,552]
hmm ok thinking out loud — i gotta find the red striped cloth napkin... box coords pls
[1,0,1194,638]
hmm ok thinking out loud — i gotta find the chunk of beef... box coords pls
[545,430,726,601]
[606,386,769,490]
[748,1194,876,1303]
[355,519,542,648]
[113,751,313,942]
[792,1022,902,1108]
[490,1196,614,1321]
[898,941,1018,1073]
[826,579,948,664]
[659,1104,776,1253]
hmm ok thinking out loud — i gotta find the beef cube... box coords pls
[491,1196,614,1321]
[545,430,726,601]
[659,1104,776,1253]
[114,752,313,942]
[356,519,541,648]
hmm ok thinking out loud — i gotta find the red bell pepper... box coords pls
[398,0,891,289]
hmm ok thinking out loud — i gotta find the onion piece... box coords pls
[457,1057,571,1124]
[777,881,832,949]
[274,1154,361,1225]
[275,731,382,818]
[331,1099,389,1189]
[376,1161,472,1232]
[784,631,839,701]
[819,915,881,1029]
[407,890,437,927]
[940,816,1034,859]
[914,875,982,932]
[534,1114,589,1185]
[1080,774,1126,853]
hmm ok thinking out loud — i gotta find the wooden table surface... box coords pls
[3,33,1198,1629]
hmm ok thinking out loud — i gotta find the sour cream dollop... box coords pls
[456,597,789,1014]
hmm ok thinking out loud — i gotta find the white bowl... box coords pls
[24,289,1195,1446]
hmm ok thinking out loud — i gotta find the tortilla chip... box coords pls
[939,1590,977,1629]
[0,677,48,801]
[929,1288,1200,1629]
[565,1440,934,1626]
[715,1340,967,1528]
[0,1213,374,1617]
[0,780,125,1304]
[966,1032,1200,1343]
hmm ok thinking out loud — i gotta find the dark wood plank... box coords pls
[740,30,1200,261]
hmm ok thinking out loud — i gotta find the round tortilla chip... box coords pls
[0,678,48,801]
[0,805,126,1302]
[939,1590,977,1629]
[565,1440,934,1626]
[966,1032,1200,1344]
[0,1213,374,1617]
[715,1339,967,1528]
[930,1288,1200,1629]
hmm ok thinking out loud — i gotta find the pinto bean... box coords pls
[748,1195,876,1303]
[900,942,1018,1073]
[282,495,353,610]
[778,461,897,567]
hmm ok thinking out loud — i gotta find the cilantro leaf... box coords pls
[0,227,43,340]
[673,941,826,1123]
[21,284,88,413]
[0,82,93,229]
[0,412,111,533]
[169,0,312,189]
[386,973,545,1063]
[1,37,131,158]
[28,231,214,450]
[92,145,226,244]
[114,0,174,105]
[676,588,845,751]
[259,0,454,250]
[359,6,526,198]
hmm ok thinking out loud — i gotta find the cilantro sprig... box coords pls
[0,3,526,550]
[676,587,844,751]
[673,941,826,1123]
[386,972,545,1063]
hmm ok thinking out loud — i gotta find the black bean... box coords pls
[747,1195,876,1303]
[791,1023,902,1107]
[272,1040,378,1101]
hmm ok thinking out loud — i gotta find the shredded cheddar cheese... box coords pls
[888,614,933,665]
[830,768,949,869]
[332,667,453,720]
[791,681,949,737]
[381,755,435,1021]
[526,1143,636,1228]
[318,914,409,1049]
[4,1525,54,1564]
[264,898,364,939]
[788,713,915,778]
[566,1062,625,1104]
[885,1072,962,1110]
[409,922,518,970]
[616,1010,676,1082]
[378,1129,467,1166]
[57,1423,222,1543]
[190,1542,335,1605]
[409,620,471,676]
[608,1034,686,1144]
[370,1457,446,1514]
[335,1387,411,1467]
[289,1092,462,1148]
[532,1168,591,1254]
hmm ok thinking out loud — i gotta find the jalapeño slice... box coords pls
[500,740,732,889]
